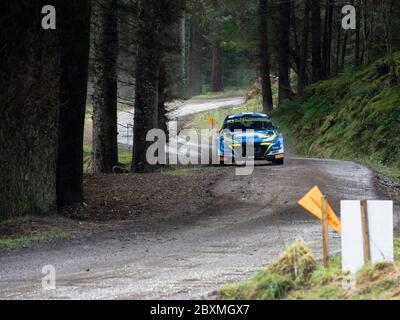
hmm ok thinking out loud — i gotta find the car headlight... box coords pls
[271,141,282,150]
[268,136,284,154]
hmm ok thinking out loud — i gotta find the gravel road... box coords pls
[1,157,395,299]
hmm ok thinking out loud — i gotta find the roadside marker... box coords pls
[298,186,341,269]
[298,186,342,233]
[207,115,216,129]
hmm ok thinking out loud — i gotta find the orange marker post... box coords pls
[321,195,330,268]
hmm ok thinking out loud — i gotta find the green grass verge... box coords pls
[0,227,68,249]
[221,238,400,300]
[83,146,216,176]
[159,165,219,176]
[188,95,265,131]
[83,145,132,173]
[188,80,280,131]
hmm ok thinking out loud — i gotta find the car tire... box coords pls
[274,158,284,166]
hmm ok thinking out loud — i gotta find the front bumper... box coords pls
[265,153,285,161]
[220,142,285,161]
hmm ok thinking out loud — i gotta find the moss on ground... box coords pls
[221,238,400,300]
[0,224,68,249]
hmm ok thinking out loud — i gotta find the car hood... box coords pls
[223,130,279,143]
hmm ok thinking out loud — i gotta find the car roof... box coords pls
[225,112,271,121]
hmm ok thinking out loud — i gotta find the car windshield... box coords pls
[223,119,276,132]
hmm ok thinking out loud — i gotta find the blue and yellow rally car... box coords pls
[217,113,285,165]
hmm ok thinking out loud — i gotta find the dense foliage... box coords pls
[277,51,400,178]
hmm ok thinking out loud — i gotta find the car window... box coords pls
[223,120,276,132]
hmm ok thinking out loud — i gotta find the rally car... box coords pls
[217,113,285,165]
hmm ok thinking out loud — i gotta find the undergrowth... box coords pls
[276,52,400,181]
[221,239,400,300]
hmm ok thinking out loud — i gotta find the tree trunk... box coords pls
[334,8,342,75]
[277,0,291,104]
[158,62,169,137]
[180,13,188,98]
[341,32,348,70]
[0,1,59,220]
[340,0,354,70]
[297,0,311,96]
[92,0,119,173]
[187,15,203,97]
[311,0,322,82]
[132,0,162,173]
[258,0,273,112]
[381,0,393,55]
[322,0,334,79]
[354,0,361,66]
[391,1,400,49]
[361,0,370,65]
[211,42,224,92]
[57,1,91,207]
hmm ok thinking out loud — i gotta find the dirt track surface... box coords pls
[1,157,396,300]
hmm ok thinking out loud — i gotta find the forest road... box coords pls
[117,96,244,147]
[0,98,398,300]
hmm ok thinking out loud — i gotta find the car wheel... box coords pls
[274,158,284,165]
